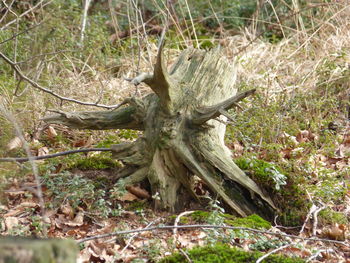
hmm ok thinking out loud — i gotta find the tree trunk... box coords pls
[44,45,276,218]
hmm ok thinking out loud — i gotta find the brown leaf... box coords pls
[126,185,150,199]
[60,203,74,219]
[64,211,84,227]
[6,137,22,151]
[38,146,49,156]
[117,191,138,202]
[47,126,58,139]
[73,135,93,148]
[322,223,346,241]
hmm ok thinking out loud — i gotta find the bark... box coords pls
[44,46,276,219]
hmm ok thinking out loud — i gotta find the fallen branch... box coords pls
[0,52,126,109]
[0,148,112,163]
[76,224,350,247]
[256,244,293,263]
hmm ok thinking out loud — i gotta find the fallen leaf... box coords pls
[117,192,138,202]
[322,223,346,241]
[64,211,85,227]
[38,146,49,156]
[60,202,74,219]
[47,125,58,139]
[6,137,22,151]
[4,217,19,231]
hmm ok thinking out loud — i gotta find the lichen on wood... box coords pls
[44,44,276,218]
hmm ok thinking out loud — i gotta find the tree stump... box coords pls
[44,45,276,218]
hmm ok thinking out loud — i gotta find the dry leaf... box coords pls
[4,217,19,231]
[323,223,346,241]
[64,211,85,227]
[38,146,49,156]
[126,185,150,199]
[60,203,74,219]
[6,137,22,151]
[117,191,138,202]
[47,126,58,139]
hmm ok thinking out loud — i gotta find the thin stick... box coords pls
[0,51,124,109]
[1,0,53,30]
[0,148,112,163]
[256,244,292,263]
[120,219,159,254]
[0,103,47,237]
[80,0,92,46]
[173,211,195,245]
[76,224,350,246]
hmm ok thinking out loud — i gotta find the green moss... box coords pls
[224,214,271,230]
[235,157,286,190]
[68,156,120,170]
[319,208,348,225]
[126,201,149,211]
[190,211,211,223]
[159,244,305,263]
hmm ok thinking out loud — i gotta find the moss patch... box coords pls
[224,214,271,229]
[159,244,304,263]
[68,156,120,170]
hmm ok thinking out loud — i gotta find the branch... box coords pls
[192,89,256,125]
[43,104,144,130]
[1,0,53,30]
[0,22,43,45]
[0,51,125,109]
[256,244,293,263]
[0,148,112,163]
[76,224,350,247]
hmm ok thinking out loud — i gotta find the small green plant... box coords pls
[42,170,114,218]
[235,157,287,190]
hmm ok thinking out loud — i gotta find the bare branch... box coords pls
[0,148,112,163]
[76,223,350,247]
[79,0,92,46]
[256,244,293,263]
[0,22,43,45]
[0,103,47,236]
[1,0,53,30]
[0,51,125,109]
[192,89,256,125]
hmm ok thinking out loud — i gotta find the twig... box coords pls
[120,219,160,254]
[0,103,47,237]
[1,0,53,30]
[179,248,192,263]
[306,248,334,262]
[0,22,43,45]
[79,0,92,46]
[312,202,326,236]
[0,51,124,109]
[76,224,350,247]
[256,244,292,263]
[0,148,112,163]
[173,211,195,245]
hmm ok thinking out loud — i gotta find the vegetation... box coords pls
[0,0,349,262]
[160,244,305,263]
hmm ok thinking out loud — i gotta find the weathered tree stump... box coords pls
[0,237,78,263]
[44,45,276,218]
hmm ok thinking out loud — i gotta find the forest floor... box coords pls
[1,1,350,262]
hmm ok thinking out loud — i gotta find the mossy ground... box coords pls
[159,244,304,263]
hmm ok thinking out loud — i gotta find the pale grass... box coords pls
[2,2,350,138]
